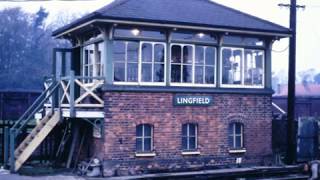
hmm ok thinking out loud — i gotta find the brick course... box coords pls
[96,92,273,176]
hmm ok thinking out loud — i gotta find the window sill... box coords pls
[228,149,247,154]
[181,151,201,155]
[135,152,156,157]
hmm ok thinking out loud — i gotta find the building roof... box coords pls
[273,84,320,97]
[53,0,290,37]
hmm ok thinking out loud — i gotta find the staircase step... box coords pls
[14,111,60,171]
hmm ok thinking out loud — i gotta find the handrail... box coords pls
[9,80,60,172]
[11,81,59,133]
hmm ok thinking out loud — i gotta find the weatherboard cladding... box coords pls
[53,0,290,36]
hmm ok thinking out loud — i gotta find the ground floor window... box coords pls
[136,124,153,152]
[228,122,244,149]
[182,123,197,151]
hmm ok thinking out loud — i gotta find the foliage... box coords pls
[0,7,72,91]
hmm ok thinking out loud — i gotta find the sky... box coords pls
[0,0,319,77]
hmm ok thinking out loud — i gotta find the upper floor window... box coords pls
[228,122,244,149]
[113,40,166,85]
[172,31,217,44]
[221,47,264,88]
[223,35,265,47]
[182,123,197,151]
[171,44,216,86]
[114,27,166,40]
[141,42,166,84]
[136,124,153,152]
[113,41,139,83]
[83,42,104,83]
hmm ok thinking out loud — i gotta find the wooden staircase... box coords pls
[13,111,60,171]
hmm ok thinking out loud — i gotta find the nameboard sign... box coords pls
[173,95,213,106]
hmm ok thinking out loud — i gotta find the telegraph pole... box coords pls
[279,0,305,164]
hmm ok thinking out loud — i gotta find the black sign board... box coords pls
[173,95,213,106]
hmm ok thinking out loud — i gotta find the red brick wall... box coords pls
[100,92,272,176]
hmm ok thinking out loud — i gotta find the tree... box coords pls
[0,7,73,91]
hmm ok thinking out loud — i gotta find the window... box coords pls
[172,31,217,43]
[113,41,139,82]
[228,123,244,149]
[114,28,166,40]
[136,124,153,152]
[113,40,166,85]
[223,35,265,47]
[171,44,216,86]
[182,124,197,151]
[82,43,105,84]
[221,47,264,88]
[140,42,166,83]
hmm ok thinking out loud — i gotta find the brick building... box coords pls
[8,0,291,176]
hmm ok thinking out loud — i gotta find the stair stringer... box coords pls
[14,111,60,171]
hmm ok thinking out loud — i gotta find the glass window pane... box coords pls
[171,45,181,63]
[144,125,152,137]
[171,65,181,82]
[195,66,204,84]
[223,35,264,47]
[183,46,193,64]
[244,50,264,86]
[114,63,125,82]
[182,65,192,83]
[235,124,242,134]
[205,66,215,84]
[236,136,242,148]
[144,138,152,151]
[189,137,196,150]
[142,64,152,82]
[195,46,204,64]
[136,138,143,151]
[205,47,215,65]
[182,137,188,150]
[154,64,164,82]
[222,48,232,84]
[127,42,139,62]
[189,124,196,136]
[172,31,217,43]
[127,63,138,82]
[140,30,166,39]
[155,44,165,62]
[141,43,152,62]
[85,50,89,64]
[136,125,143,136]
[222,48,243,85]
[113,41,126,61]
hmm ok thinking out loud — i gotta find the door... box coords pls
[53,48,72,79]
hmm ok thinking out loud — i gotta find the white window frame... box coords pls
[113,41,167,86]
[229,123,244,149]
[220,47,265,89]
[82,43,105,86]
[170,43,216,87]
[113,41,140,85]
[136,124,153,153]
[139,41,167,86]
[182,123,198,151]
